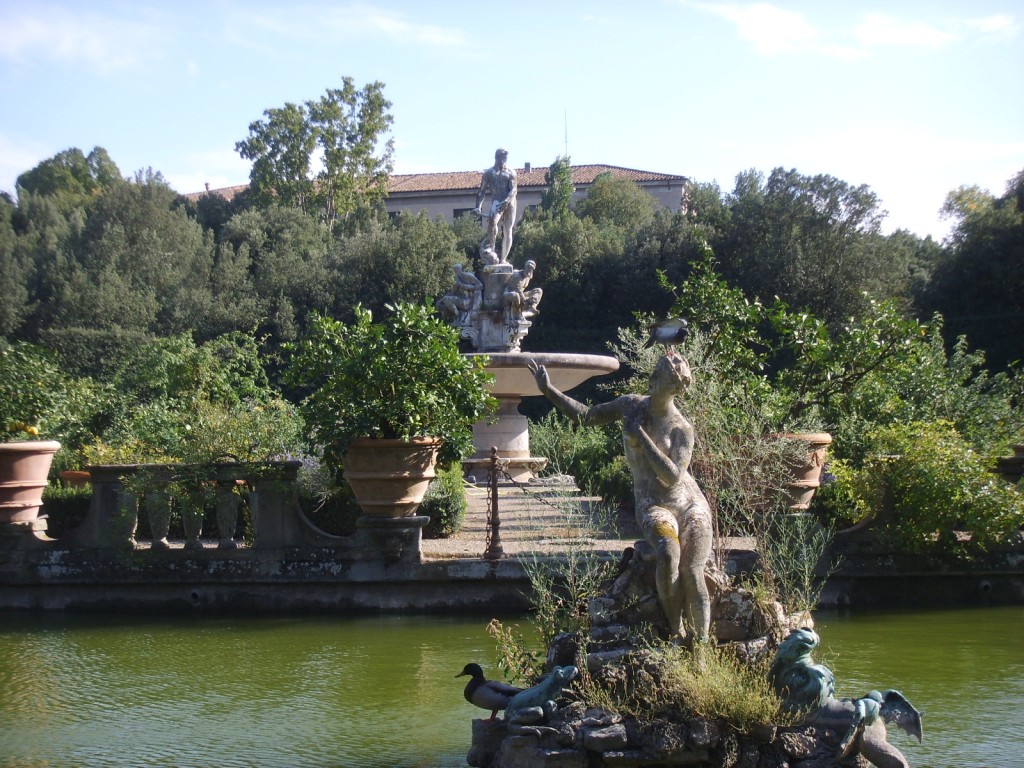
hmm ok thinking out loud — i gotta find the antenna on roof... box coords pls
[564,110,569,157]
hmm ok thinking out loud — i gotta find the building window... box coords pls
[453,208,477,219]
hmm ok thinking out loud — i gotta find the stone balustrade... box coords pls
[62,460,344,552]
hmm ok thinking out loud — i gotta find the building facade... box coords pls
[188,164,688,222]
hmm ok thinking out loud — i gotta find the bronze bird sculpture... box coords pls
[456,663,524,721]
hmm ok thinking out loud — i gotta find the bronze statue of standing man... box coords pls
[473,148,518,264]
[529,351,713,643]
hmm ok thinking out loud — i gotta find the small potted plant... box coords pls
[285,302,496,518]
[0,342,64,524]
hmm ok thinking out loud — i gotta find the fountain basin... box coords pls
[467,352,620,397]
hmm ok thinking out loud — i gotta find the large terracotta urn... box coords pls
[783,432,832,511]
[343,437,441,518]
[0,440,61,523]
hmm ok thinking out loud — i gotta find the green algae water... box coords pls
[813,605,1024,768]
[0,614,509,768]
[0,606,1020,768]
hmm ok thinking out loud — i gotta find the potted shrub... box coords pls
[0,342,64,524]
[285,303,495,518]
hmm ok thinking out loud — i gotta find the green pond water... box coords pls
[0,606,1020,768]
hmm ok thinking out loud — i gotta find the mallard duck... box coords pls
[456,663,524,720]
[648,317,689,349]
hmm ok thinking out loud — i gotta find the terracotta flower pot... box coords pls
[0,440,61,523]
[59,469,91,488]
[343,437,441,518]
[783,432,832,511]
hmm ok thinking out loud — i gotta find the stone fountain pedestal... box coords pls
[464,352,619,482]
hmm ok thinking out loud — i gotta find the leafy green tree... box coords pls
[828,319,1024,463]
[713,168,920,325]
[829,421,1024,557]
[681,180,731,235]
[87,332,303,466]
[540,155,574,219]
[10,190,83,339]
[331,212,461,320]
[513,212,629,353]
[449,209,488,262]
[236,78,394,222]
[575,172,659,232]
[53,169,215,339]
[236,102,316,213]
[15,147,121,207]
[0,340,112,464]
[308,79,395,222]
[181,185,252,242]
[110,331,275,411]
[0,194,30,337]
[284,303,494,469]
[220,205,332,342]
[923,170,1024,370]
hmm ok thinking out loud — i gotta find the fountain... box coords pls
[436,248,618,482]
[433,148,619,481]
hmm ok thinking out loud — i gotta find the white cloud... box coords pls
[683,3,1017,60]
[962,13,1019,39]
[0,6,162,75]
[239,3,469,50]
[854,13,956,48]
[689,2,818,54]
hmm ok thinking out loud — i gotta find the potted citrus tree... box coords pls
[0,342,64,524]
[0,344,66,528]
[285,303,496,518]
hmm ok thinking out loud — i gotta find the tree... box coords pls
[513,212,631,353]
[0,194,30,337]
[236,102,316,213]
[331,212,461,320]
[541,156,574,219]
[575,172,659,232]
[308,79,395,222]
[220,205,333,342]
[924,170,1024,370]
[16,147,121,207]
[713,168,912,325]
[236,78,394,222]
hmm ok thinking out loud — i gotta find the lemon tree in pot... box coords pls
[285,303,495,519]
[0,342,65,525]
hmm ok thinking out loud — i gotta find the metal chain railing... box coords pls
[481,447,581,560]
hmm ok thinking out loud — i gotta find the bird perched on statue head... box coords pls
[456,663,524,721]
[647,317,689,349]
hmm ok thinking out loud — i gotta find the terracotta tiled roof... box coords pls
[181,184,249,203]
[387,164,686,194]
[186,164,686,201]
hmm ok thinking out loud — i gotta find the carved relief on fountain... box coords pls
[437,261,542,353]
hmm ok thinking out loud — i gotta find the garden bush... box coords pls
[40,484,93,539]
[528,410,624,500]
[825,421,1024,557]
[421,462,467,538]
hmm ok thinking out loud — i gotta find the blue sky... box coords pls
[1,1,1021,241]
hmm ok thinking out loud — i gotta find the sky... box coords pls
[1,1,1022,242]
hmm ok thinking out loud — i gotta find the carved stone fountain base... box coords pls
[465,352,619,482]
